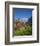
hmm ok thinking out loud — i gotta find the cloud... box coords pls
[20,17,28,22]
[15,17,28,22]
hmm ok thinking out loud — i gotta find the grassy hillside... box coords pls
[14,21,32,36]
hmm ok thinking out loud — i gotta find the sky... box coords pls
[13,8,33,22]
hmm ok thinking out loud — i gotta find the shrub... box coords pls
[15,24,32,36]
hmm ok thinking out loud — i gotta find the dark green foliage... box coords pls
[28,16,32,23]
